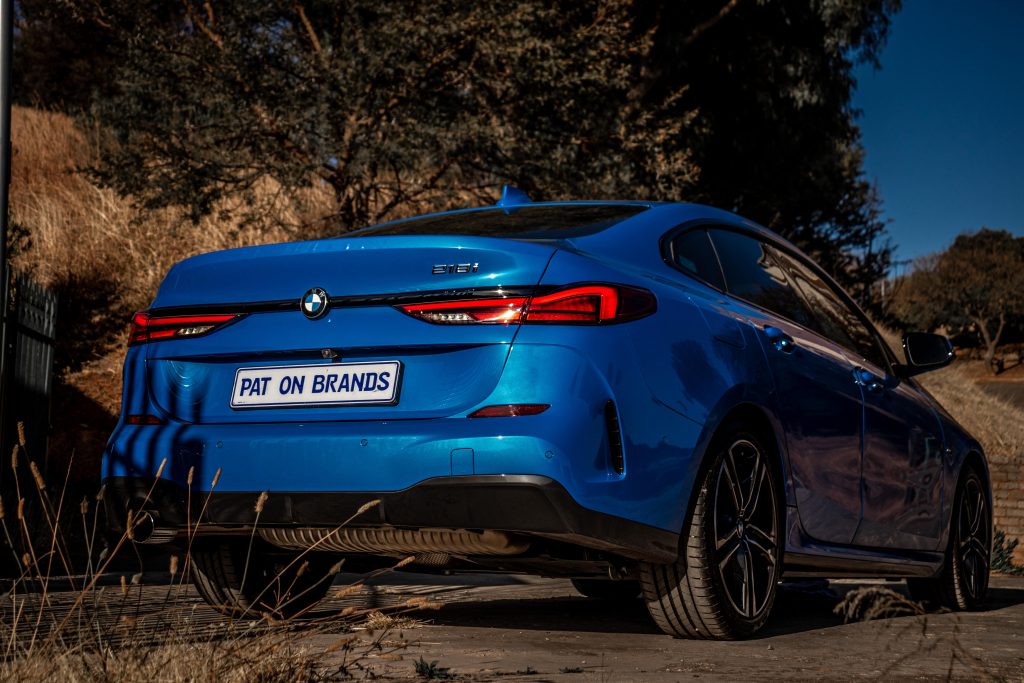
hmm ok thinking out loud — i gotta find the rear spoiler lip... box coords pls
[146,286,544,317]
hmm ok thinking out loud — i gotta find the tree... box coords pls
[636,0,898,304]
[893,229,1024,374]
[14,0,899,297]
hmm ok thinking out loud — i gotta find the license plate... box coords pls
[230,361,401,408]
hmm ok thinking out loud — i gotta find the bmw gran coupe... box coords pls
[103,189,991,638]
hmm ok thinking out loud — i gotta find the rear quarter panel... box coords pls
[524,229,780,534]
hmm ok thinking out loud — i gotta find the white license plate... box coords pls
[230,361,401,408]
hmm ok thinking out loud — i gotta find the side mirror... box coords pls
[899,332,954,377]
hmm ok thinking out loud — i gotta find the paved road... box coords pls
[6,572,1023,680]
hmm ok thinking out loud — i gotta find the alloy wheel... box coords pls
[956,476,990,603]
[712,438,779,619]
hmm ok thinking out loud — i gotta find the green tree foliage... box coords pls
[892,229,1024,374]
[14,0,898,297]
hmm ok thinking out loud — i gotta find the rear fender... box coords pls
[675,389,791,559]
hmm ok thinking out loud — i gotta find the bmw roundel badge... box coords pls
[300,287,330,319]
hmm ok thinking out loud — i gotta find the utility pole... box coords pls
[0,0,12,423]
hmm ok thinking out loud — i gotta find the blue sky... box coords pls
[852,0,1024,268]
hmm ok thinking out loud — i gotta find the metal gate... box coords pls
[1,273,57,484]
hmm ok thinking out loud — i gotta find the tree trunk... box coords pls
[975,314,1006,375]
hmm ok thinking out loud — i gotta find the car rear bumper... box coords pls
[102,474,680,563]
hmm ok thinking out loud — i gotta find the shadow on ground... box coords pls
[403,575,1024,638]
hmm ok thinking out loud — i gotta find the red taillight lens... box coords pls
[468,404,550,418]
[525,285,620,323]
[128,311,241,346]
[397,284,655,325]
[397,297,528,324]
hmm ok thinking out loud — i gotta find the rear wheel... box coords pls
[191,540,337,619]
[641,424,782,639]
[571,578,641,600]
[907,467,990,610]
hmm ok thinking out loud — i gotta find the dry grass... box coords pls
[0,423,435,681]
[918,363,1024,464]
[833,586,927,622]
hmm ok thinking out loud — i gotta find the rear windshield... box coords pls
[345,204,648,239]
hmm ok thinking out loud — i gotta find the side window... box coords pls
[707,229,819,331]
[770,246,889,370]
[669,229,726,290]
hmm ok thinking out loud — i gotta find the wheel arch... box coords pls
[676,399,790,561]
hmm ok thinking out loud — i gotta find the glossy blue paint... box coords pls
[104,199,989,573]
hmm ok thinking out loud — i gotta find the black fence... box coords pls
[1,273,57,485]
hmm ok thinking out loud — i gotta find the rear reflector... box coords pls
[398,284,655,325]
[129,311,241,346]
[125,414,165,425]
[468,404,550,418]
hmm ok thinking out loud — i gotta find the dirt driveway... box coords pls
[310,572,1024,680]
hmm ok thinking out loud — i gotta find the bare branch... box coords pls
[682,0,743,49]
[293,2,325,65]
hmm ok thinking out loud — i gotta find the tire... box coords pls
[571,578,642,600]
[641,422,782,639]
[191,540,337,619]
[907,466,990,611]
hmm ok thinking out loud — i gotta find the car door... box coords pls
[772,248,946,551]
[707,228,864,545]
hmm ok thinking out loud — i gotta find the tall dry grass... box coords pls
[0,421,431,681]
[9,106,337,362]
[919,364,1024,464]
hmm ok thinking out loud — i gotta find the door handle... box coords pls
[764,326,796,353]
[853,367,885,394]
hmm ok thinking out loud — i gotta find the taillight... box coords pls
[128,311,241,346]
[397,284,655,325]
[398,297,528,324]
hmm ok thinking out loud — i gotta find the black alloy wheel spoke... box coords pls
[968,557,980,597]
[745,533,776,566]
[741,552,756,616]
[746,522,774,547]
[717,526,740,551]
[724,445,746,513]
[719,536,743,570]
[970,490,984,536]
[746,452,767,519]
[971,538,990,567]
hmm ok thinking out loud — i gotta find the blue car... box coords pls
[103,191,991,638]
